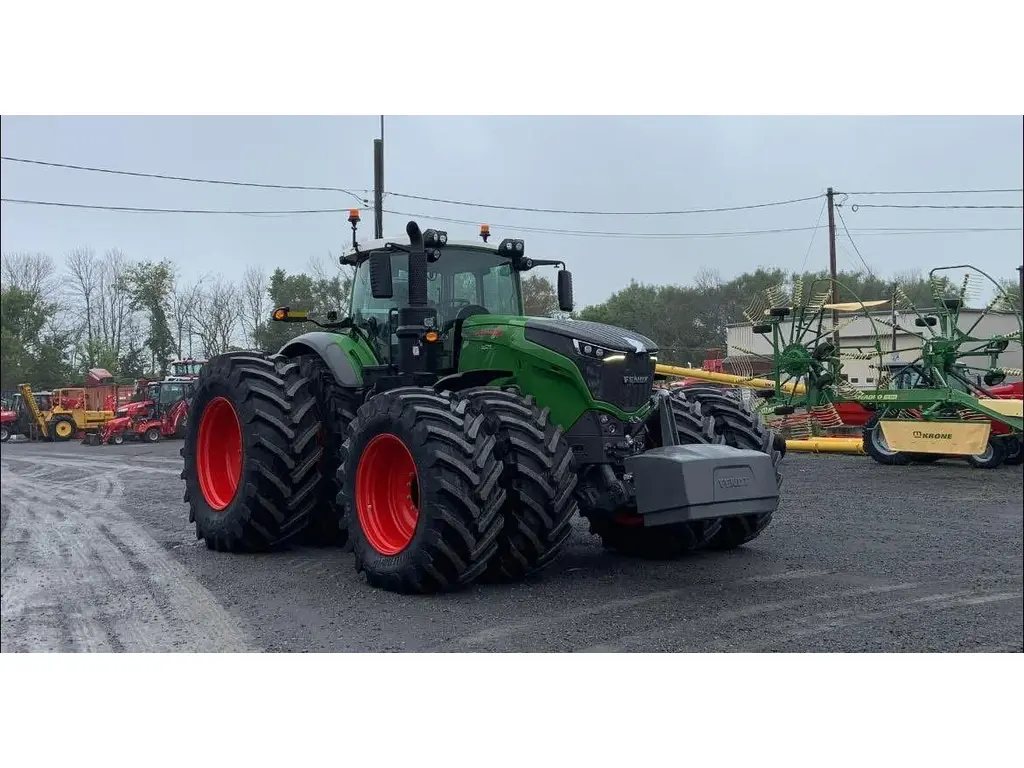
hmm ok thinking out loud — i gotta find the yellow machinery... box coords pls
[17,383,117,441]
[655,363,807,395]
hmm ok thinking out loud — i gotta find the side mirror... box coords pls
[557,270,574,313]
[369,251,394,299]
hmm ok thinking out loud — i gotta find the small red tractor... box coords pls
[89,379,194,445]
[0,404,16,443]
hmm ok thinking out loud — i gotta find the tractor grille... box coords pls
[578,354,656,412]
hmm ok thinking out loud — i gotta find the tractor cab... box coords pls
[146,380,195,416]
[349,238,525,368]
[168,358,206,380]
[342,226,573,375]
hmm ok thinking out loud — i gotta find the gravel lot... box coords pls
[2,439,1021,653]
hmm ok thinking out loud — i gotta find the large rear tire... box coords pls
[670,387,783,550]
[181,352,323,552]
[582,395,723,558]
[298,354,361,547]
[459,387,578,582]
[338,387,505,594]
[0,425,9,443]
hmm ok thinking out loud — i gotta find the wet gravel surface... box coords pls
[2,439,1022,652]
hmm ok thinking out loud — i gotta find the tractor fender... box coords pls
[433,369,514,394]
[279,332,362,388]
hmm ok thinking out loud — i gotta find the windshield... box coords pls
[171,361,204,377]
[351,246,521,323]
[350,246,522,355]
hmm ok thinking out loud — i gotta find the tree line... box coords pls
[2,247,1020,390]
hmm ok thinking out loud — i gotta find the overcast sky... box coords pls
[1,116,1021,308]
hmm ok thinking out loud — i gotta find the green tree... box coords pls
[0,286,48,389]
[254,269,318,353]
[125,259,177,375]
[522,275,558,317]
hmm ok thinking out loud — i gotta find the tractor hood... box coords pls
[524,318,659,356]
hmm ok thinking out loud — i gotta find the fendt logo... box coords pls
[913,430,953,440]
[717,476,749,489]
[623,375,650,385]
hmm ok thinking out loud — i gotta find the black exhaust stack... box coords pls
[395,221,439,373]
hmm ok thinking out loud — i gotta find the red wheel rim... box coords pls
[196,396,243,511]
[355,433,419,555]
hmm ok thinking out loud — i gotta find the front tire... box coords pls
[582,394,723,558]
[670,387,783,550]
[181,352,323,552]
[459,387,578,582]
[338,388,505,593]
[50,416,76,442]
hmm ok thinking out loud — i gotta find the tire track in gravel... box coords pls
[0,455,255,652]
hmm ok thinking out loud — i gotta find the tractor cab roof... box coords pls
[342,236,500,265]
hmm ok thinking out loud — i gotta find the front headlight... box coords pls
[572,339,621,360]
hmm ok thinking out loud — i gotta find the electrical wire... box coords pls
[835,206,875,278]
[0,155,822,216]
[850,202,1023,210]
[382,207,823,237]
[384,192,824,216]
[0,156,372,205]
[0,198,367,216]
[1,196,1021,239]
[843,188,1023,195]
[799,198,827,273]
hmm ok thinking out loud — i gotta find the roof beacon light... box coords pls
[480,224,491,243]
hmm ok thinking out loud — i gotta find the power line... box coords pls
[0,198,367,216]
[385,192,824,216]
[0,154,822,216]
[2,196,1021,239]
[799,198,827,273]
[843,188,1023,195]
[850,202,1023,210]
[382,209,822,238]
[0,156,372,205]
[835,206,875,278]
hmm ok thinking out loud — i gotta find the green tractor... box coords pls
[180,221,784,594]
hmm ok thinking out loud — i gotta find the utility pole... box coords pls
[891,283,898,358]
[826,187,840,351]
[1017,263,1023,313]
[373,116,384,239]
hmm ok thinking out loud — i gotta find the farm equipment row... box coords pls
[180,218,785,596]
[656,265,1023,468]
[86,379,193,446]
[1,359,204,445]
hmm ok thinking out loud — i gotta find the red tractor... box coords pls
[93,379,194,445]
[1,404,16,443]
